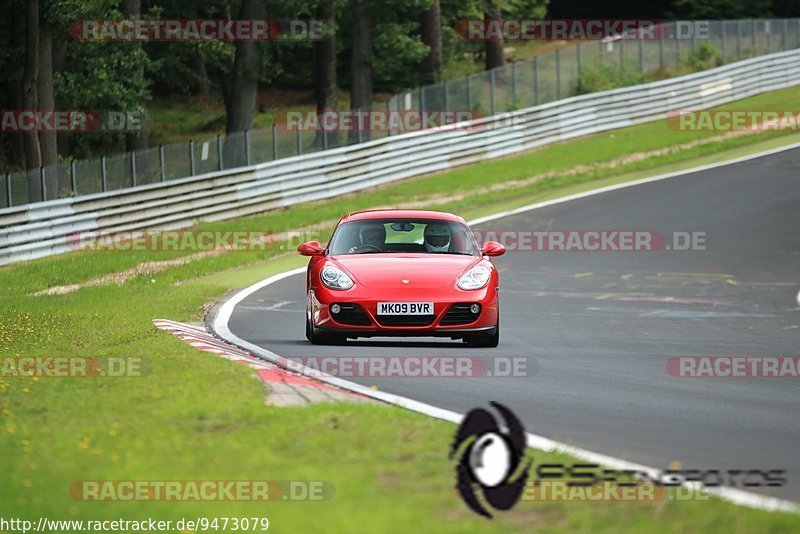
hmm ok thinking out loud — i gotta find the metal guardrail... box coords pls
[3,18,799,209]
[2,47,800,266]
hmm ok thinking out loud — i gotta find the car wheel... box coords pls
[306,309,344,345]
[464,315,499,348]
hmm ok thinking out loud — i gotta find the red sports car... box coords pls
[297,209,505,346]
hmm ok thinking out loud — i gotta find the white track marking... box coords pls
[212,142,800,514]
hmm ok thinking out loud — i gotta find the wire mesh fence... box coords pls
[3,19,799,209]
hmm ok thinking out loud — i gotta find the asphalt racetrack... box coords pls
[225,149,800,500]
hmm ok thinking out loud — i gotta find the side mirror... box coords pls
[481,240,506,257]
[298,241,325,256]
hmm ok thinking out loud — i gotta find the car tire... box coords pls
[306,310,344,345]
[465,315,500,348]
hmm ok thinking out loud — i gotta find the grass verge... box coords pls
[2,86,800,532]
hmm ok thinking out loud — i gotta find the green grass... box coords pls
[3,86,800,531]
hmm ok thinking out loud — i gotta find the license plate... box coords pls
[377,302,433,315]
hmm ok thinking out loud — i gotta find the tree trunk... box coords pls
[313,3,337,147]
[350,0,372,143]
[8,8,27,167]
[53,38,70,158]
[38,23,57,199]
[419,0,442,86]
[190,52,210,95]
[225,0,264,166]
[122,0,149,183]
[22,0,41,202]
[484,3,505,71]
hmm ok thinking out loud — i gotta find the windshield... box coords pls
[328,218,481,256]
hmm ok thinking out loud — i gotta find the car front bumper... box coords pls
[309,286,499,338]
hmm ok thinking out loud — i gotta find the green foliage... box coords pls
[575,63,648,95]
[686,42,724,71]
[575,42,724,97]
[373,22,431,92]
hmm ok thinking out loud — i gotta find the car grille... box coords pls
[376,315,435,327]
[332,304,371,326]
[440,303,479,326]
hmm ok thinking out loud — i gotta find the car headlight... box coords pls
[457,265,491,290]
[320,265,354,290]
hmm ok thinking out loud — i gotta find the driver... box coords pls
[424,224,451,252]
[348,223,386,253]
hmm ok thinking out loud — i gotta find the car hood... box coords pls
[330,253,483,289]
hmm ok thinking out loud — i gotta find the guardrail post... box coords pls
[296,128,303,155]
[782,19,787,50]
[766,20,771,52]
[736,19,742,58]
[130,151,137,187]
[555,49,561,100]
[70,160,77,196]
[753,19,757,56]
[245,129,251,165]
[159,145,165,181]
[576,43,582,77]
[638,39,644,72]
[466,74,472,110]
[721,20,727,61]
[534,56,539,105]
[5,172,11,207]
[659,34,664,67]
[619,39,624,68]
[489,69,496,115]
[419,87,425,112]
[217,134,223,170]
[189,140,196,176]
[101,155,107,192]
[511,62,517,107]
[443,80,449,111]
[40,167,46,201]
[272,124,277,160]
